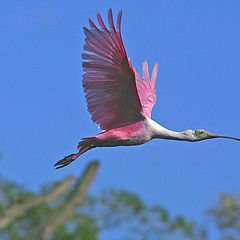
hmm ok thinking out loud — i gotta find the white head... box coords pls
[192,129,240,142]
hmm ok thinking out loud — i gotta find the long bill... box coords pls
[207,132,240,141]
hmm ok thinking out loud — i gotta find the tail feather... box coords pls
[54,137,96,169]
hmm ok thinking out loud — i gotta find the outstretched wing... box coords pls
[133,61,159,119]
[82,9,143,130]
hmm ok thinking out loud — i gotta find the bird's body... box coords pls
[92,118,196,148]
[93,120,151,147]
[55,9,239,169]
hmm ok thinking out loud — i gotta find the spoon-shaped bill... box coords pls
[207,132,240,141]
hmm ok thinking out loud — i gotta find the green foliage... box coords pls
[0,202,4,216]
[52,215,99,240]
[208,193,240,240]
[0,179,36,207]
[1,173,240,240]
[0,176,200,240]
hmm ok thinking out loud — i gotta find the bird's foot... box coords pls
[55,142,94,169]
[54,154,76,169]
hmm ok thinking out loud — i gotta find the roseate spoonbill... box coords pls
[54,9,240,169]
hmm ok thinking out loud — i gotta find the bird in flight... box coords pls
[55,9,240,169]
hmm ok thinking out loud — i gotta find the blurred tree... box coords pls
[0,162,202,240]
[208,193,240,240]
[1,161,240,240]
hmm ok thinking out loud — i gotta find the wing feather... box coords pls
[82,9,143,130]
[134,61,159,118]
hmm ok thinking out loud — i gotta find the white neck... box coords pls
[146,118,195,142]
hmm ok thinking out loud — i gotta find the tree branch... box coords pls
[0,176,74,230]
[24,161,100,240]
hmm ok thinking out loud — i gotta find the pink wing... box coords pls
[133,61,160,118]
[82,9,144,130]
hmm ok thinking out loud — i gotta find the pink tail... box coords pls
[54,137,97,169]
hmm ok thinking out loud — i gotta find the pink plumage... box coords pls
[82,9,144,131]
[55,8,240,169]
[55,9,158,168]
[134,61,159,118]
[54,9,160,169]
[57,8,232,169]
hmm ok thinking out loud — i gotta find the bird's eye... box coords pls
[195,129,206,137]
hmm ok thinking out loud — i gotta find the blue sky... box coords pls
[1,0,240,225]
